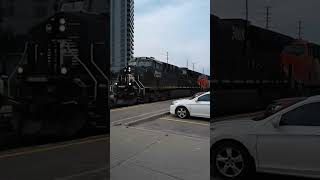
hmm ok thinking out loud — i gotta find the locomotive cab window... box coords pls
[128,60,137,66]
[283,44,305,56]
[60,1,86,12]
[138,60,152,67]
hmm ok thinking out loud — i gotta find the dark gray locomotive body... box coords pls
[114,57,204,104]
[211,15,295,116]
[9,12,109,136]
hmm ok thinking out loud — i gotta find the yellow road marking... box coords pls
[0,136,109,159]
[159,117,209,126]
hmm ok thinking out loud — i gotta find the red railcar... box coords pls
[280,40,320,86]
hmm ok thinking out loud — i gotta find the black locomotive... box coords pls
[114,57,206,104]
[211,14,302,116]
[8,5,109,136]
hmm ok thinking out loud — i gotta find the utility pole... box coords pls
[243,0,249,56]
[245,0,248,23]
[298,20,303,39]
[265,6,271,29]
[166,51,169,64]
[186,59,189,69]
[192,62,196,71]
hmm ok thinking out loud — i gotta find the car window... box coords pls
[252,97,307,121]
[198,94,210,101]
[280,102,320,126]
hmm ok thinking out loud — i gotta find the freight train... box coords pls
[6,1,109,137]
[113,57,208,104]
[211,14,320,117]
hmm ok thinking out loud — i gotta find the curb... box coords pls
[124,112,170,127]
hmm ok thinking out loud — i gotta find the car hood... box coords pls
[211,118,259,132]
[173,99,193,104]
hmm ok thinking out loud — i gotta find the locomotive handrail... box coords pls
[64,41,98,101]
[90,44,109,82]
[137,75,145,96]
[8,42,29,98]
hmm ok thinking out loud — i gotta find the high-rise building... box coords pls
[110,0,134,79]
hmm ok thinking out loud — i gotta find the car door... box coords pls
[257,102,320,177]
[190,94,210,118]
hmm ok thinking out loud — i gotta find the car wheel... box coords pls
[175,106,189,119]
[212,142,254,179]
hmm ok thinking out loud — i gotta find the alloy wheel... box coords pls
[215,147,245,178]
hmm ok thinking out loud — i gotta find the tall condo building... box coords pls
[110,0,134,79]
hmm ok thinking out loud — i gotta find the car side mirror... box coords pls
[272,115,281,129]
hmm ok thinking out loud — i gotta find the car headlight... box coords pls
[17,67,23,74]
[61,67,68,75]
[114,83,118,85]
[128,82,132,86]
[59,25,66,32]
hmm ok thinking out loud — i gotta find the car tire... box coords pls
[212,142,255,180]
[175,106,189,119]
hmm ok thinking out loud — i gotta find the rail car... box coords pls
[211,15,307,116]
[7,4,109,137]
[113,57,207,104]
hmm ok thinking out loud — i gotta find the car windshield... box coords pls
[189,92,206,100]
[252,97,307,121]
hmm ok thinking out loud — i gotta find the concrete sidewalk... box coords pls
[110,126,210,180]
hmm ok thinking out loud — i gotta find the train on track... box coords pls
[113,57,209,105]
[211,14,320,117]
[1,0,109,137]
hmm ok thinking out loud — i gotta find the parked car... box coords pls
[170,92,210,119]
[211,95,320,179]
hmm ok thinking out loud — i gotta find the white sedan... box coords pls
[211,95,320,179]
[170,92,210,119]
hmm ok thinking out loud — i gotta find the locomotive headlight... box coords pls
[59,25,66,32]
[59,18,66,25]
[17,67,23,74]
[46,24,53,33]
[61,67,68,75]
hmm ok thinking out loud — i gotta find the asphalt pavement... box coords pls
[110,99,174,125]
[111,100,210,180]
[0,135,109,180]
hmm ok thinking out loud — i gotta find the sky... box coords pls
[211,0,320,45]
[134,0,210,75]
